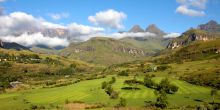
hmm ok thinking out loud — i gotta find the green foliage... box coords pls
[157,65,171,71]
[124,79,143,86]
[180,69,220,88]
[105,85,113,96]
[0,62,12,67]
[211,89,218,104]
[109,77,116,84]
[101,77,118,99]
[110,91,119,99]
[143,74,156,88]
[101,81,107,89]
[156,78,179,94]
[118,70,129,76]
[154,90,168,109]
[115,98,126,107]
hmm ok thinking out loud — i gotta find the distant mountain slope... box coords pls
[120,37,171,53]
[60,37,147,66]
[30,47,60,55]
[146,24,166,36]
[120,24,171,53]
[0,39,29,51]
[198,20,220,33]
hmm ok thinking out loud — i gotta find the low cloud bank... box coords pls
[1,33,69,47]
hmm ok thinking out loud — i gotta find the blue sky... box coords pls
[1,0,220,33]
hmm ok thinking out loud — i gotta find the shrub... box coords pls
[101,81,108,89]
[109,77,116,84]
[115,98,126,107]
[118,70,129,76]
[30,104,38,109]
[144,75,156,88]
[110,91,119,99]
[157,65,171,71]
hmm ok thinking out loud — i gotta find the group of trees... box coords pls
[0,71,22,92]
[143,75,179,108]
[101,77,119,99]
[144,75,178,94]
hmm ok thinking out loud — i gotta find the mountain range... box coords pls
[1,20,220,65]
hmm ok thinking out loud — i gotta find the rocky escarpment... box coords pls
[114,46,145,55]
[167,29,218,49]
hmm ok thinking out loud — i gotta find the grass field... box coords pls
[0,75,219,110]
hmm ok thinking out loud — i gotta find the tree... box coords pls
[143,75,155,88]
[105,85,113,95]
[101,81,107,89]
[211,89,218,104]
[155,90,168,109]
[157,78,170,93]
[109,77,116,84]
[169,85,179,93]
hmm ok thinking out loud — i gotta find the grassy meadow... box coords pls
[0,75,219,110]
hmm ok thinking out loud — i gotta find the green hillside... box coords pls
[60,37,147,66]
[120,37,171,53]
[156,38,220,64]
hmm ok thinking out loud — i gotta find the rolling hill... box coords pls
[60,37,148,66]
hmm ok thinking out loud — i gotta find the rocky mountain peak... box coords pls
[129,25,145,33]
[197,20,220,33]
[146,24,165,36]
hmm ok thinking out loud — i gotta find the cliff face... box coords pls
[167,29,218,49]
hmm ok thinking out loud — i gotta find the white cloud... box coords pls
[0,0,5,2]
[176,0,207,17]
[0,11,105,46]
[107,32,156,39]
[48,12,69,20]
[66,23,105,41]
[1,12,44,36]
[67,23,104,35]
[1,32,69,47]
[177,0,207,9]
[176,5,205,17]
[163,33,181,38]
[88,9,127,29]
